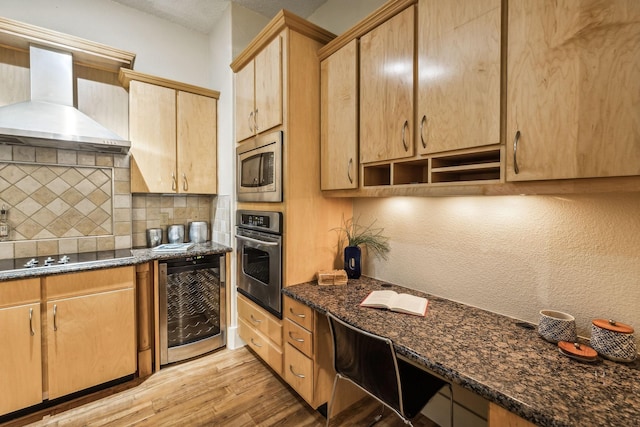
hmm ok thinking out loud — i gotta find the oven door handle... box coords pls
[235,234,280,247]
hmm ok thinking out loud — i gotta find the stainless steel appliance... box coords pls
[236,210,283,317]
[236,131,283,203]
[158,254,225,365]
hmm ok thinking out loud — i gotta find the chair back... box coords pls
[327,313,404,415]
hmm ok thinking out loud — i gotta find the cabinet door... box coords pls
[129,80,177,192]
[360,7,415,163]
[0,303,42,415]
[255,36,283,135]
[235,61,255,142]
[177,91,218,194]
[47,288,136,399]
[321,39,359,190]
[417,0,501,154]
[506,0,640,181]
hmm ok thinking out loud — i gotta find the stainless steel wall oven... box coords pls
[159,254,225,365]
[235,210,283,318]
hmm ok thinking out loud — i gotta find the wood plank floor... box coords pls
[4,347,438,427]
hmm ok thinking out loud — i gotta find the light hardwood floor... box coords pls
[4,347,438,427]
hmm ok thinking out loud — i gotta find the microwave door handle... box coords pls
[258,153,264,185]
[235,234,279,247]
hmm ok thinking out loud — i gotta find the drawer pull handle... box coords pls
[288,332,304,343]
[513,130,521,174]
[29,307,35,336]
[250,338,263,348]
[53,304,58,331]
[401,120,409,152]
[289,365,305,379]
[289,307,306,319]
[250,314,263,324]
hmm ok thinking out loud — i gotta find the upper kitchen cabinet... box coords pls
[359,6,415,164]
[235,36,282,142]
[506,0,640,181]
[119,70,219,194]
[320,39,359,190]
[417,0,501,155]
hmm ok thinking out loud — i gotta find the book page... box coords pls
[390,293,428,316]
[360,290,398,308]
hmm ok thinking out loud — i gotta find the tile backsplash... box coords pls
[0,145,131,259]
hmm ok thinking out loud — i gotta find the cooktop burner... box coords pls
[0,249,133,272]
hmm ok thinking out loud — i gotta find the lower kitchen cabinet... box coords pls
[489,402,535,427]
[237,294,282,375]
[0,279,42,416]
[44,267,136,400]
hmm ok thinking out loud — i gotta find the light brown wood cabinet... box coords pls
[120,69,219,194]
[359,6,415,164]
[237,294,283,375]
[489,402,536,427]
[43,267,136,400]
[320,39,359,190]
[417,0,501,155]
[506,0,640,181]
[235,36,282,142]
[0,279,42,416]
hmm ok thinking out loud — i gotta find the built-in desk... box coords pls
[282,277,640,427]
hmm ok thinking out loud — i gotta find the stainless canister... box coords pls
[167,224,185,243]
[188,221,208,243]
[146,228,163,248]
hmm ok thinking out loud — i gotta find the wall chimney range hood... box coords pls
[0,45,130,154]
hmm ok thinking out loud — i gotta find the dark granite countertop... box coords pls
[0,242,231,281]
[283,277,640,427]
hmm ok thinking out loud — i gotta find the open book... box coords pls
[360,290,428,317]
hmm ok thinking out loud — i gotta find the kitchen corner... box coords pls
[283,278,640,427]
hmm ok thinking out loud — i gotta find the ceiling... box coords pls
[111,0,328,34]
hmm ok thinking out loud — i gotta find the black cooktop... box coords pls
[0,249,133,272]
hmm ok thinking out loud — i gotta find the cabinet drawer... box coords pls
[45,266,135,299]
[284,343,314,404]
[284,318,313,357]
[0,278,40,308]
[237,294,282,346]
[239,317,283,375]
[284,297,313,330]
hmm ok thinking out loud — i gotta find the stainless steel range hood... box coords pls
[0,45,130,154]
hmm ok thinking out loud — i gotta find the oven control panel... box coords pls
[237,210,282,234]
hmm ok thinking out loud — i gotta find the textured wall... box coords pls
[354,193,640,343]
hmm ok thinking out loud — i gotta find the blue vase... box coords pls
[344,245,361,279]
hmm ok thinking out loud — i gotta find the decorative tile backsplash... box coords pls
[0,145,132,259]
[0,163,113,239]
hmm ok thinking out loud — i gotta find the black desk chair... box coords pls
[326,313,452,426]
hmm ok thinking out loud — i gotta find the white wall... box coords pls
[308,0,387,35]
[0,0,211,87]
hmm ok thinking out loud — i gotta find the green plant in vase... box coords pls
[333,216,390,279]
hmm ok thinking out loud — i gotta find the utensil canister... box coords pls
[188,221,208,243]
[146,228,163,248]
[538,310,577,343]
[167,224,185,243]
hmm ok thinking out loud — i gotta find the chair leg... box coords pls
[326,374,341,427]
[447,383,454,427]
[367,404,384,427]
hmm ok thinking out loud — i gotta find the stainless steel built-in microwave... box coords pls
[236,131,283,203]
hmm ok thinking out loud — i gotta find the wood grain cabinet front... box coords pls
[44,267,136,400]
[506,0,640,181]
[235,36,283,142]
[0,279,42,416]
[120,69,219,194]
[237,294,283,375]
